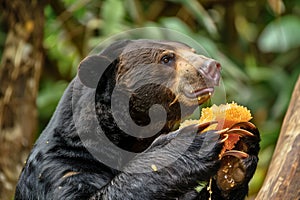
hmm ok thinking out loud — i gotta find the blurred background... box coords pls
[0,0,299,199]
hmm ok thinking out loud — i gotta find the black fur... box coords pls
[15,40,259,200]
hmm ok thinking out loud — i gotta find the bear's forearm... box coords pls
[91,170,191,200]
[91,152,219,200]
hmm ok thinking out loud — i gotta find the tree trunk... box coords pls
[0,1,44,199]
[255,76,300,199]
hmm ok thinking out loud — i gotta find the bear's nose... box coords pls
[201,59,221,86]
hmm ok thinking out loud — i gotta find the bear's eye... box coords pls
[161,53,175,65]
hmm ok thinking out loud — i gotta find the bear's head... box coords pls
[78,39,221,152]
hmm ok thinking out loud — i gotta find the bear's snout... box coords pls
[200,59,221,86]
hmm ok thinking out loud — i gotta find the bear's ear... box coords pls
[78,40,132,88]
[78,55,113,88]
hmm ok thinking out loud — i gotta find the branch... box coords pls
[256,76,300,199]
[49,0,86,57]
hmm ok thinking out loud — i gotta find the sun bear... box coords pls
[15,39,259,200]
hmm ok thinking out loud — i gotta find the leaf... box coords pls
[101,0,125,35]
[170,0,218,38]
[37,81,68,119]
[258,15,300,53]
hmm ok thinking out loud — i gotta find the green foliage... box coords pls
[44,5,80,78]
[37,80,69,133]
[101,0,125,35]
[258,15,300,53]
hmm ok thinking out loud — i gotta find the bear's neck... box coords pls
[95,85,184,153]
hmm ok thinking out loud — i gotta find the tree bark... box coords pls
[0,1,44,199]
[255,76,300,199]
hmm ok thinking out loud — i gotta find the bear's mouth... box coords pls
[183,87,214,105]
